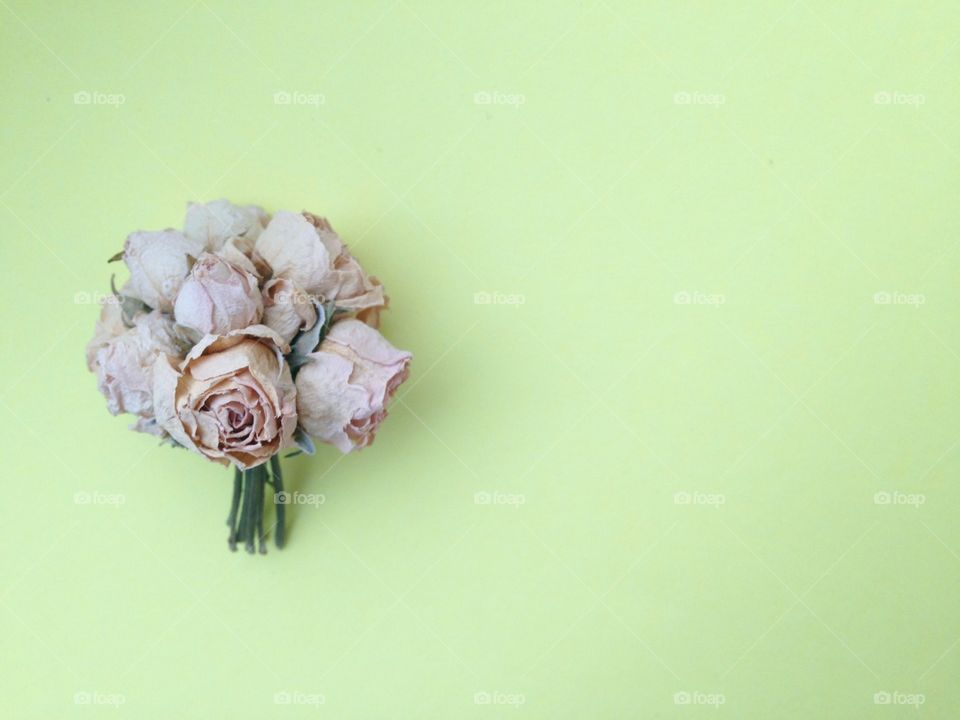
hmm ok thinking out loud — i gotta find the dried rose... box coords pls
[254,211,386,323]
[89,310,188,418]
[183,199,269,251]
[152,326,297,469]
[302,212,386,325]
[174,253,263,336]
[261,277,317,343]
[84,299,127,372]
[123,229,204,312]
[295,319,411,453]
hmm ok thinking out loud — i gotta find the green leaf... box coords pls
[292,427,316,455]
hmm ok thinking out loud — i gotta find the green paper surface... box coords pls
[1,1,958,717]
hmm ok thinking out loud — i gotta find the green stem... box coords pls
[255,465,266,554]
[227,468,242,551]
[242,468,257,554]
[271,456,285,549]
[224,461,284,554]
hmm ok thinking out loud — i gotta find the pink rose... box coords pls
[261,277,317,343]
[89,310,188,418]
[124,229,204,312]
[84,299,127,372]
[302,212,386,324]
[152,326,297,469]
[255,211,386,323]
[174,253,263,336]
[295,319,411,453]
[183,199,269,251]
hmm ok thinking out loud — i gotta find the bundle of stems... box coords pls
[226,456,286,554]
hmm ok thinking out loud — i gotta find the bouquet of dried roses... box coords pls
[85,200,411,553]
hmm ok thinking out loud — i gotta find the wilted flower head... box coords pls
[89,310,189,418]
[261,277,317,343]
[124,229,204,312]
[85,299,127,372]
[295,319,411,453]
[153,326,297,469]
[255,211,386,324]
[174,253,263,336]
[183,199,269,251]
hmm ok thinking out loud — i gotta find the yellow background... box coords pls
[2,1,959,717]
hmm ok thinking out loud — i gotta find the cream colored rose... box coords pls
[153,326,297,469]
[174,253,263,336]
[302,212,386,325]
[124,229,204,312]
[295,319,411,453]
[183,199,269,251]
[255,211,386,323]
[85,299,127,372]
[261,277,317,343]
[89,310,188,417]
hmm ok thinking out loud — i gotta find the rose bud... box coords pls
[89,310,189,418]
[124,229,204,312]
[152,326,297,469]
[174,253,263,336]
[261,277,317,343]
[183,198,269,251]
[295,319,411,453]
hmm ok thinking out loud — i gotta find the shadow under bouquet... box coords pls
[85,200,412,553]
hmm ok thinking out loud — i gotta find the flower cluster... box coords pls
[86,200,411,471]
